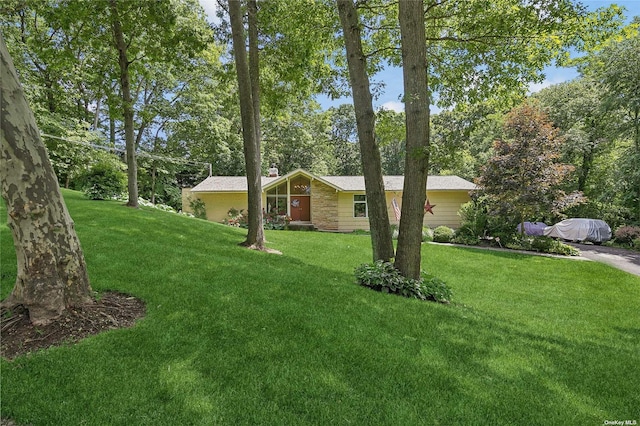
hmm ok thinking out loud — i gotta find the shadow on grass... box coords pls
[2,192,638,425]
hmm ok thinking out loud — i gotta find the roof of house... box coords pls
[190,168,476,193]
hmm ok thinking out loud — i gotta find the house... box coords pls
[182,168,476,231]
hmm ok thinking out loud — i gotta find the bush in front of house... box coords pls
[433,226,455,243]
[264,211,290,230]
[422,227,434,242]
[188,197,207,220]
[224,207,248,228]
[354,260,452,304]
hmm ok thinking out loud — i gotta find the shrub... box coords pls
[433,226,454,243]
[264,211,290,230]
[422,227,433,242]
[457,201,488,238]
[223,208,247,228]
[354,260,452,303]
[188,197,207,220]
[614,226,640,246]
[453,233,480,246]
[505,236,579,256]
[633,238,640,251]
[80,158,126,200]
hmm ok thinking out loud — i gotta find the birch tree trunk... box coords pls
[337,0,394,263]
[395,0,431,280]
[0,34,93,325]
[228,0,265,249]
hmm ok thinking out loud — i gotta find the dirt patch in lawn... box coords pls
[1,291,146,360]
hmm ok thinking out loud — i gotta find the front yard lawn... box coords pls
[1,190,638,425]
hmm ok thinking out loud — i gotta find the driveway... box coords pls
[569,243,640,277]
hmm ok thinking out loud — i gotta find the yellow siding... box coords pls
[188,192,248,222]
[337,190,470,231]
[423,191,470,228]
[184,187,470,230]
[336,192,370,231]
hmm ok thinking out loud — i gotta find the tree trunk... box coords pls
[0,34,93,325]
[228,0,265,249]
[337,0,394,263]
[109,0,138,208]
[394,0,430,280]
[248,0,261,144]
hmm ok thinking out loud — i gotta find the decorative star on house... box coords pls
[424,198,436,215]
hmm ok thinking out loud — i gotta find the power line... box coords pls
[40,132,212,176]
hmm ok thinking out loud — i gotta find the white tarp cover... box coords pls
[517,222,548,236]
[543,219,612,243]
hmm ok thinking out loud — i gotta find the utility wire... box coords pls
[40,132,212,176]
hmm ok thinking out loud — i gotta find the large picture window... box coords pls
[353,194,367,217]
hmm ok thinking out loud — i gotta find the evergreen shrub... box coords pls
[433,226,454,243]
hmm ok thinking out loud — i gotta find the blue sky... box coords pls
[199,0,640,112]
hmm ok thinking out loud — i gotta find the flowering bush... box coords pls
[223,208,248,228]
[264,211,290,230]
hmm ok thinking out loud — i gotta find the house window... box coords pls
[266,182,288,214]
[354,194,367,217]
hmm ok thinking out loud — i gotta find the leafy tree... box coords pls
[0,34,93,325]
[477,102,584,232]
[262,100,334,175]
[376,108,405,175]
[327,104,362,175]
[590,27,640,221]
[535,78,618,194]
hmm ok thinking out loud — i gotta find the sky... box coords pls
[199,0,640,113]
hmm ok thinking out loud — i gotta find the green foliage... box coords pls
[263,211,290,230]
[223,208,248,228]
[457,201,489,238]
[221,208,289,231]
[79,156,127,200]
[354,260,451,303]
[188,197,207,220]
[477,102,584,225]
[505,236,579,256]
[433,226,455,243]
[452,233,480,246]
[422,227,434,242]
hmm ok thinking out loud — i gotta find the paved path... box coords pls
[568,243,640,277]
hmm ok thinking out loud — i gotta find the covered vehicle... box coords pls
[516,221,548,236]
[543,218,611,244]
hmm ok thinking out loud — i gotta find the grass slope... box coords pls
[1,190,639,425]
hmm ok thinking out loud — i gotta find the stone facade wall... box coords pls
[311,180,339,231]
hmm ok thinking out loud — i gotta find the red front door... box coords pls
[290,196,310,221]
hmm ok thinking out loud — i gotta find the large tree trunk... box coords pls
[0,34,93,325]
[228,0,265,249]
[395,0,430,280]
[337,0,394,263]
[109,0,138,208]
[248,0,261,144]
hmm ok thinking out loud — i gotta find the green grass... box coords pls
[1,190,639,425]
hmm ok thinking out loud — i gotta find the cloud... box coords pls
[379,101,404,112]
[199,0,220,23]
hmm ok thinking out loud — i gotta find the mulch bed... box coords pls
[1,291,146,360]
